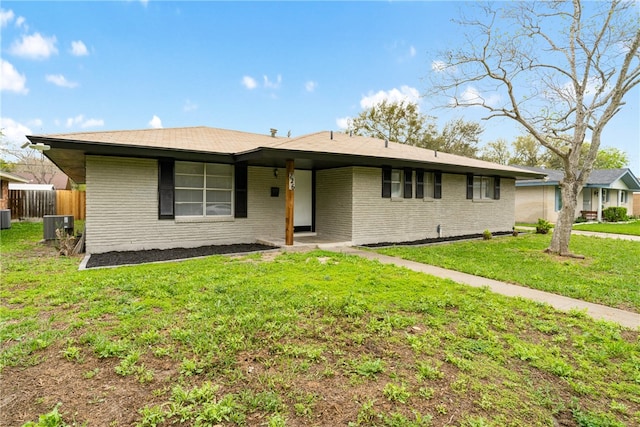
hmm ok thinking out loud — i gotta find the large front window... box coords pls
[473,176,495,200]
[175,162,233,216]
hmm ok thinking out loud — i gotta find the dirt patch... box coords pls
[85,243,278,268]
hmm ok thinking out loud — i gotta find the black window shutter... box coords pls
[158,159,175,219]
[466,174,474,199]
[382,167,392,198]
[415,169,424,199]
[234,163,248,218]
[494,176,501,200]
[434,172,442,199]
[403,168,412,199]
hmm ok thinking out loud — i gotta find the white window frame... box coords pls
[473,176,495,200]
[620,191,628,204]
[390,169,403,198]
[423,171,434,199]
[174,161,233,217]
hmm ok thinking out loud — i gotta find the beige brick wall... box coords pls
[86,156,285,253]
[315,168,353,240]
[350,167,516,245]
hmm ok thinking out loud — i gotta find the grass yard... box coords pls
[376,233,640,313]
[573,220,640,236]
[1,222,639,427]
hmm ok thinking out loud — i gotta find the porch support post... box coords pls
[597,188,603,222]
[285,159,295,246]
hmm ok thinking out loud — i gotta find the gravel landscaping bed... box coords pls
[85,243,277,268]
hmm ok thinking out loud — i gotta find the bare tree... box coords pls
[429,0,640,257]
[0,141,60,184]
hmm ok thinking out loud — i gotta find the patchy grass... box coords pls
[573,220,640,236]
[2,222,639,426]
[376,233,640,312]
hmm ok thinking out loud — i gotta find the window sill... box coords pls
[175,216,235,223]
[472,199,495,203]
[390,197,405,202]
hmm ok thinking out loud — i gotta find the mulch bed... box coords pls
[361,230,514,248]
[85,243,277,268]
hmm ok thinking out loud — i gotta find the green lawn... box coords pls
[573,220,640,236]
[376,233,640,313]
[2,222,639,427]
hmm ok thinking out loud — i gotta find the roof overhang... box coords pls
[28,131,547,183]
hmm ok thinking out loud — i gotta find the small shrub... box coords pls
[482,229,492,240]
[574,216,588,224]
[602,207,628,222]
[536,218,552,234]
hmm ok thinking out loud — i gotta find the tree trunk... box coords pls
[547,179,584,258]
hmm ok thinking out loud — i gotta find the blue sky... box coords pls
[1,1,638,174]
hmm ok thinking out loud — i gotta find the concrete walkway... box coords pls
[323,246,640,330]
[571,230,640,241]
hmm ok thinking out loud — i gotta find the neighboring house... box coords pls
[515,167,640,223]
[11,171,71,190]
[0,171,29,210]
[27,126,543,254]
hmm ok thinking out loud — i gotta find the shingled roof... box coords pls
[516,166,640,191]
[28,126,545,184]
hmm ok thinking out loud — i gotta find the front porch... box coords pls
[258,232,352,250]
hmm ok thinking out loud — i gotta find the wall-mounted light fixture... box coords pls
[273,168,278,178]
[22,142,51,151]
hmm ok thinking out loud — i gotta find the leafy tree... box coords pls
[593,147,629,169]
[510,135,552,167]
[433,118,482,158]
[481,139,511,165]
[429,0,640,257]
[348,100,438,147]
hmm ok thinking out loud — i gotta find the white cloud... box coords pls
[15,16,25,28]
[70,40,89,56]
[336,116,352,130]
[28,118,43,127]
[242,75,257,90]
[0,117,32,144]
[148,115,163,129]
[65,114,104,128]
[456,85,501,107]
[0,59,28,94]
[46,74,78,88]
[9,32,58,60]
[183,99,198,112]
[305,80,317,93]
[263,74,282,89]
[409,46,416,57]
[360,85,421,109]
[0,9,14,27]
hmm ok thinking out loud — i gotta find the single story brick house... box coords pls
[27,126,543,254]
[515,167,640,223]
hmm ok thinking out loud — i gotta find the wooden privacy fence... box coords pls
[56,190,86,220]
[9,190,86,220]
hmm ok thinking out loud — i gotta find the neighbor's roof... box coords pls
[0,170,29,183]
[8,183,55,191]
[516,166,640,191]
[28,126,545,184]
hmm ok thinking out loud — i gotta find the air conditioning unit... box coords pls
[43,215,74,240]
[0,210,11,229]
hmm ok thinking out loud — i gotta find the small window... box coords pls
[601,189,609,203]
[555,187,563,211]
[473,176,495,200]
[620,191,628,204]
[390,169,402,198]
